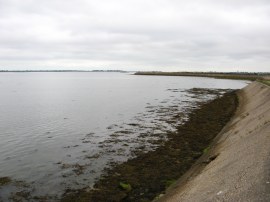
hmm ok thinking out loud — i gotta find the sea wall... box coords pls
[159,81,270,202]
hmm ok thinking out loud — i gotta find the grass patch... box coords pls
[259,80,270,86]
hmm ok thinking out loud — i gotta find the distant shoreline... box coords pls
[0,70,129,73]
[134,71,270,81]
[1,70,269,81]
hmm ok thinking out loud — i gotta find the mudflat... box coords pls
[61,90,238,202]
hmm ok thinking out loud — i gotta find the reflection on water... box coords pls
[0,72,248,200]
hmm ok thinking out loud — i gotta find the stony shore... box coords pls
[158,81,270,202]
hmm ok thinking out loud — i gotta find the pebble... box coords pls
[217,191,223,195]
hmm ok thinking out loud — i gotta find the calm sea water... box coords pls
[0,72,247,200]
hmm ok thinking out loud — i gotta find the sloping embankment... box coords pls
[158,81,270,202]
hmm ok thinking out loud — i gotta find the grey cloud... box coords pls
[0,0,270,71]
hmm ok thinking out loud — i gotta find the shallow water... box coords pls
[0,72,247,200]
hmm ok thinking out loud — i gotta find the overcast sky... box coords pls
[0,0,270,72]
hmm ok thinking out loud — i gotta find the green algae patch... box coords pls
[203,146,210,154]
[0,177,11,186]
[119,182,132,192]
[61,90,238,202]
[164,179,176,188]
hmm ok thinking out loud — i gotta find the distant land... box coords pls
[1,70,270,82]
[0,70,128,73]
[134,71,270,81]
